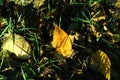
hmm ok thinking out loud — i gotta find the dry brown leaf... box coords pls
[90,25,102,38]
[109,0,120,18]
[92,16,106,22]
[115,0,120,8]
[52,23,73,58]
[1,33,31,59]
[93,50,111,80]
[0,17,7,28]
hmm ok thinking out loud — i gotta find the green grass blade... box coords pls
[21,67,27,80]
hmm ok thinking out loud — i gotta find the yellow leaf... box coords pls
[94,50,111,80]
[52,23,73,58]
[1,33,31,59]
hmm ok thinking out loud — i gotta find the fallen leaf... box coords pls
[1,33,31,59]
[93,50,111,80]
[52,23,73,58]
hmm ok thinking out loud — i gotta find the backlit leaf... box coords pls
[52,23,73,58]
[94,50,111,80]
[1,33,31,59]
